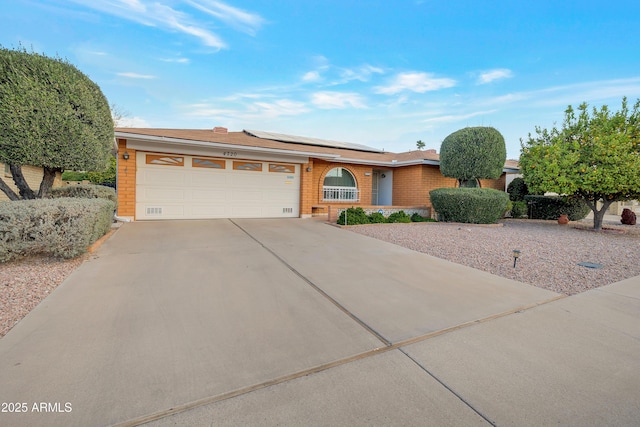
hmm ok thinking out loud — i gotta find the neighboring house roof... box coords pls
[114,127,519,171]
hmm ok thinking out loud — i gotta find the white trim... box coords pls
[124,139,311,164]
[116,132,336,162]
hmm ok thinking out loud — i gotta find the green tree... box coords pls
[0,46,114,200]
[519,98,640,230]
[439,127,507,187]
[87,155,116,186]
[416,140,426,150]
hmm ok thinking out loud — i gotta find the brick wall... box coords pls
[480,174,506,191]
[302,160,373,216]
[0,163,62,201]
[116,139,136,218]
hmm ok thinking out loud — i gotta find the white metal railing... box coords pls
[323,186,359,202]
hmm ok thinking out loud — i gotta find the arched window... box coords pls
[323,167,359,201]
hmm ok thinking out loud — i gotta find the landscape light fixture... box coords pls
[513,249,521,268]
[122,152,130,161]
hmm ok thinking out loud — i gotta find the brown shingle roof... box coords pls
[114,128,518,170]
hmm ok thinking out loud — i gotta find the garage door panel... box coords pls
[263,189,299,201]
[139,169,186,186]
[189,205,227,217]
[189,171,229,188]
[231,190,265,201]
[142,188,185,201]
[136,153,299,220]
[136,204,185,219]
[191,189,226,200]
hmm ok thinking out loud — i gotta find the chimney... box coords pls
[213,126,228,134]
[425,149,436,154]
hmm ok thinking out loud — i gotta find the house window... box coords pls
[193,158,225,169]
[269,163,295,173]
[233,161,263,171]
[323,167,359,201]
[3,164,10,177]
[146,155,184,166]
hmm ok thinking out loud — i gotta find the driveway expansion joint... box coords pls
[229,219,392,347]
[111,280,567,427]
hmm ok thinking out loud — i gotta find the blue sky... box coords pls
[2,0,640,158]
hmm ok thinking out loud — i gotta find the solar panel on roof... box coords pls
[244,129,384,153]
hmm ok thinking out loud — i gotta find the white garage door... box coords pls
[136,153,300,220]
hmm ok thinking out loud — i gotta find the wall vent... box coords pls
[146,207,163,216]
[283,207,293,214]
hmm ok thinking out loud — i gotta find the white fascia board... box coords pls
[332,156,518,172]
[116,132,339,163]
[328,157,440,167]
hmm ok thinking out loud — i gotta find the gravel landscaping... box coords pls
[1,256,87,338]
[349,219,640,296]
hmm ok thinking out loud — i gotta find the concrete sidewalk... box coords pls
[0,219,638,426]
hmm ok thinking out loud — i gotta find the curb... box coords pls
[87,225,120,253]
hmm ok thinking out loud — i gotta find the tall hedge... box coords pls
[49,184,117,206]
[430,188,509,224]
[0,198,115,262]
[439,127,507,186]
[524,195,590,221]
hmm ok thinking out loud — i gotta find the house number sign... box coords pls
[223,151,238,157]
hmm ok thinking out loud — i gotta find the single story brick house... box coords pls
[114,127,520,221]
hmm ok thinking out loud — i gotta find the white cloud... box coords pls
[116,116,151,127]
[186,99,309,120]
[184,0,265,35]
[117,72,157,79]
[302,71,322,82]
[421,110,498,124]
[67,0,264,49]
[337,64,384,83]
[249,100,309,118]
[311,91,367,109]
[160,57,190,63]
[478,68,514,84]
[374,72,456,95]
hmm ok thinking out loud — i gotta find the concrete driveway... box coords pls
[0,219,638,426]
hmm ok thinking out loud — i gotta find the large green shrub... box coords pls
[49,184,117,206]
[510,201,528,218]
[368,212,387,223]
[410,213,434,222]
[439,127,507,187]
[0,46,114,200]
[524,195,590,221]
[61,171,89,181]
[387,210,411,223]
[0,198,115,262]
[507,177,529,201]
[337,207,370,225]
[430,188,509,224]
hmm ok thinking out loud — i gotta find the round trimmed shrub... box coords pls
[337,207,369,225]
[430,188,509,224]
[387,210,411,223]
[439,127,507,186]
[507,177,529,201]
[368,212,387,223]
